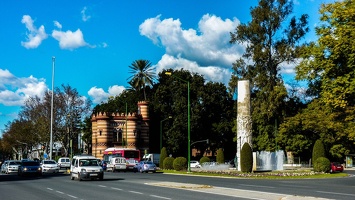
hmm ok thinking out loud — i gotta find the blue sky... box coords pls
[0,0,333,135]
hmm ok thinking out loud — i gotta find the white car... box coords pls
[5,161,21,174]
[70,155,103,181]
[190,160,201,168]
[1,160,9,173]
[57,157,71,169]
[40,160,60,173]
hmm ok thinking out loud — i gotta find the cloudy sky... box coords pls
[0,0,332,135]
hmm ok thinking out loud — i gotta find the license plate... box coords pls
[90,174,97,176]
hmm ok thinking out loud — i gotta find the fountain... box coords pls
[254,150,284,171]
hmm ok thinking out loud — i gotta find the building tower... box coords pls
[91,101,150,159]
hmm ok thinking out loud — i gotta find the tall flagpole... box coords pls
[50,56,55,160]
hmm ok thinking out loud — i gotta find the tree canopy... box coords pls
[229,0,309,151]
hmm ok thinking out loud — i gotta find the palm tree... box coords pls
[127,59,156,100]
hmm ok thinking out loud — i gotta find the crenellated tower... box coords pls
[91,101,150,159]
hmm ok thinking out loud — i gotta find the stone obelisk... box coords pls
[236,80,252,171]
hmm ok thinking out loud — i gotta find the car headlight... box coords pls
[38,167,42,171]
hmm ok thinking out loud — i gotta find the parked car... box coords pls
[40,160,60,173]
[57,157,71,169]
[18,160,42,177]
[1,160,9,173]
[5,161,21,174]
[136,161,156,173]
[330,162,344,173]
[190,160,201,168]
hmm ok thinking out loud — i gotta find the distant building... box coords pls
[91,101,150,159]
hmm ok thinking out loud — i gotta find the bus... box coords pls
[103,148,140,170]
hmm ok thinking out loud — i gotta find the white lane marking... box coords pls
[317,190,355,197]
[111,187,123,191]
[98,185,107,188]
[56,191,64,194]
[239,184,275,189]
[47,188,54,191]
[150,195,172,200]
[67,194,78,199]
[129,190,143,194]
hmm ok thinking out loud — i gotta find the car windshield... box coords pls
[44,161,56,164]
[145,161,154,164]
[80,159,99,166]
[9,161,20,165]
[23,161,40,166]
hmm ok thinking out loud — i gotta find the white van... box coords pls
[57,157,70,169]
[106,157,127,172]
[70,155,103,181]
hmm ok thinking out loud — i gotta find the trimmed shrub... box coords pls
[173,157,187,171]
[163,157,175,170]
[313,157,330,172]
[216,148,224,164]
[240,143,253,173]
[312,139,326,165]
[160,147,168,168]
[199,156,210,165]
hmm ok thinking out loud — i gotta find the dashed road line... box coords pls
[111,187,123,191]
[150,194,172,199]
[129,190,143,194]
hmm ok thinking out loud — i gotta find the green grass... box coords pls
[158,169,349,179]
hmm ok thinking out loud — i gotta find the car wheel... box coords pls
[99,174,103,181]
[78,173,81,181]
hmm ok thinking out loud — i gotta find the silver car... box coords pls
[40,160,60,173]
[5,161,21,174]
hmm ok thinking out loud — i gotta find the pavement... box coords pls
[148,181,332,200]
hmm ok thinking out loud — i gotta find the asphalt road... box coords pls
[1,169,354,200]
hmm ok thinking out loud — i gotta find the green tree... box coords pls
[312,139,326,165]
[229,0,309,151]
[294,0,355,160]
[160,147,168,168]
[127,59,156,101]
[240,143,253,173]
[216,148,224,164]
[150,69,234,157]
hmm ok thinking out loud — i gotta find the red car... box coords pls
[330,162,344,173]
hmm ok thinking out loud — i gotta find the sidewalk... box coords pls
[148,181,332,200]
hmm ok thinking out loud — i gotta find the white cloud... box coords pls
[52,29,88,50]
[139,14,243,84]
[155,54,231,85]
[53,21,62,29]
[21,15,48,49]
[88,85,125,104]
[0,69,47,106]
[81,6,91,22]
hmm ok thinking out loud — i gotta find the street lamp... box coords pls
[125,102,128,148]
[160,116,172,150]
[50,56,55,160]
[165,71,191,172]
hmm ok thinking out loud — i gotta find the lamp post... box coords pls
[125,102,128,148]
[165,71,191,172]
[50,56,55,160]
[160,116,172,150]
